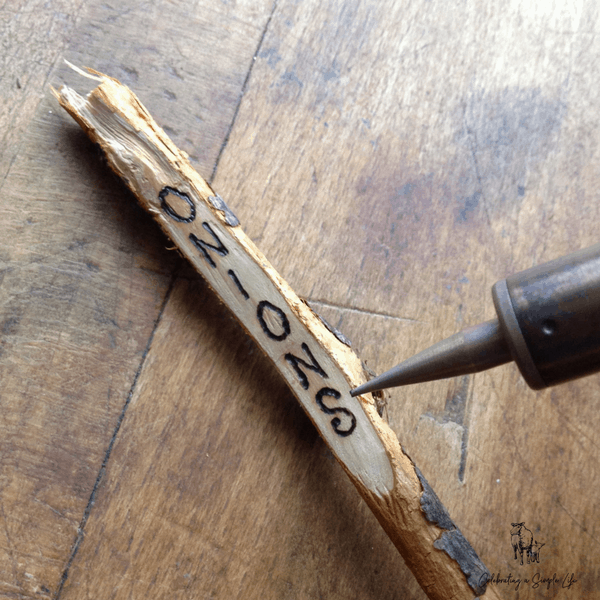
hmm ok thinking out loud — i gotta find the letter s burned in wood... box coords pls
[54,71,498,600]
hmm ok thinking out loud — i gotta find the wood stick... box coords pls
[54,71,499,600]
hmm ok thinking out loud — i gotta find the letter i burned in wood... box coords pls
[54,69,500,600]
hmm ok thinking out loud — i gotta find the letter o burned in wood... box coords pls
[256,300,291,341]
[159,186,196,222]
[55,70,497,600]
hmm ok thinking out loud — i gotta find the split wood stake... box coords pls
[55,70,500,600]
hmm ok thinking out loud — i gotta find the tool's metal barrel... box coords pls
[493,243,600,389]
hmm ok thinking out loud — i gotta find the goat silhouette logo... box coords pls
[485,523,576,592]
[510,522,544,565]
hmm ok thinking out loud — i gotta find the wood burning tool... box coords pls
[351,244,600,396]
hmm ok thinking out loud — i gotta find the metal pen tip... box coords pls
[350,318,512,397]
[350,379,383,397]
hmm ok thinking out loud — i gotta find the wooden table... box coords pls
[1,1,598,598]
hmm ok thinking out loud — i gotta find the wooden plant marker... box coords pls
[55,70,499,600]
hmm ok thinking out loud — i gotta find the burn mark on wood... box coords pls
[315,387,356,437]
[256,300,291,341]
[189,223,229,268]
[285,342,328,390]
[228,269,249,299]
[415,466,490,595]
[159,186,196,222]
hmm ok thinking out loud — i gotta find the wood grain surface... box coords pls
[1,1,599,599]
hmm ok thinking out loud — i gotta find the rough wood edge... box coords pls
[53,69,500,600]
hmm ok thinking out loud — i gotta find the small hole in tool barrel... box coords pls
[542,319,557,335]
